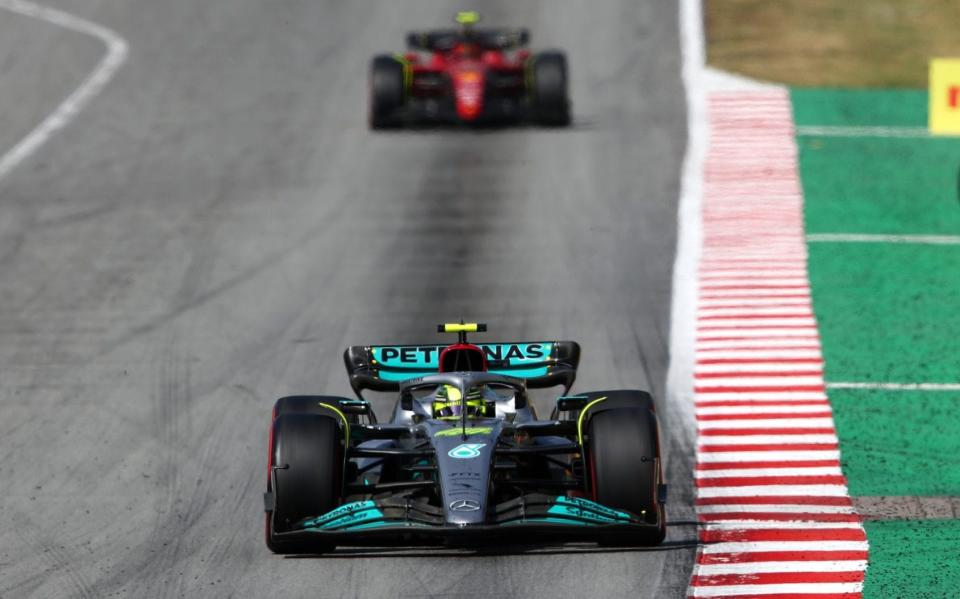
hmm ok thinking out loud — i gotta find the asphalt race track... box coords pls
[0,1,694,597]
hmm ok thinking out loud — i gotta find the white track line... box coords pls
[697,503,855,514]
[698,450,841,463]
[697,466,843,478]
[665,0,705,525]
[689,582,865,597]
[699,541,869,554]
[697,405,831,416]
[0,0,128,181]
[698,485,850,498]
[702,521,862,530]
[695,363,823,374]
[796,125,933,138]
[807,233,960,245]
[696,560,868,575]
[698,418,836,430]
[826,381,960,391]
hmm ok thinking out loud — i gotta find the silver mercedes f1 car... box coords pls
[264,323,666,553]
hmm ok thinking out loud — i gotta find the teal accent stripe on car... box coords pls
[547,496,633,524]
[302,500,385,530]
[376,369,435,382]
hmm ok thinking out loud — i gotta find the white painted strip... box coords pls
[700,278,813,288]
[0,0,129,181]
[696,404,830,416]
[697,417,836,430]
[696,349,822,359]
[796,124,932,138]
[700,257,807,272]
[807,233,960,245]
[689,582,864,597]
[668,0,705,552]
[695,363,823,374]
[697,450,841,463]
[697,339,821,350]
[700,288,814,298]
[697,503,855,514]
[699,540,869,554]
[701,435,838,446]
[696,392,829,402]
[699,297,811,308]
[699,307,813,317]
[697,485,850,498]
[696,466,843,478]
[706,185,800,194]
[696,560,868,575]
[702,521,861,530]
[703,250,809,258]
[698,329,819,340]
[826,381,960,391]
[700,270,808,279]
[698,317,818,328]
[695,376,825,387]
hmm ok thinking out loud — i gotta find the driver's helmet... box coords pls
[432,384,493,419]
[455,10,481,35]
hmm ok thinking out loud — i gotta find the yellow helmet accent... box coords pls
[455,10,481,25]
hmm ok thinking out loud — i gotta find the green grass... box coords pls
[707,0,960,87]
[829,389,960,496]
[791,89,928,128]
[808,243,960,384]
[797,88,960,590]
[863,520,960,598]
[793,90,960,236]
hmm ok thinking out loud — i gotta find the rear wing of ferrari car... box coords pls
[343,340,580,399]
[405,28,530,52]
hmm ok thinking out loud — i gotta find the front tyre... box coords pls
[587,407,666,545]
[369,55,406,129]
[530,51,571,126]
[265,413,343,554]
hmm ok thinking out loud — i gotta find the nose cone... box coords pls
[453,70,484,121]
[432,424,500,525]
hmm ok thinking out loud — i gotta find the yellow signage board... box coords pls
[930,59,960,135]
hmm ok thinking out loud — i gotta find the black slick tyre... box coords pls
[530,51,571,126]
[587,407,666,545]
[369,55,405,129]
[265,413,343,554]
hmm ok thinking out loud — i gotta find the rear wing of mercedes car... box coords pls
[343,340,580,399]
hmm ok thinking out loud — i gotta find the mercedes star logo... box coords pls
[449,499,481,512]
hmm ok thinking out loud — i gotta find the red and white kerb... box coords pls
[687,90,868,598]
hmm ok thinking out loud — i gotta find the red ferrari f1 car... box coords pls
[368,11,571,128]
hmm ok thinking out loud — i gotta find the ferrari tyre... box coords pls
[587,407,666,544]
[369,55,405,129]
[530,51,571,126]
[266,413,343,553]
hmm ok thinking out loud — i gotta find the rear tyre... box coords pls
[530,51,571,126]
[587,407,666,545]
[266,413,343,554]
[369,55,405,129]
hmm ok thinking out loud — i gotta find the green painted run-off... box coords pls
[792,88,960,598]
